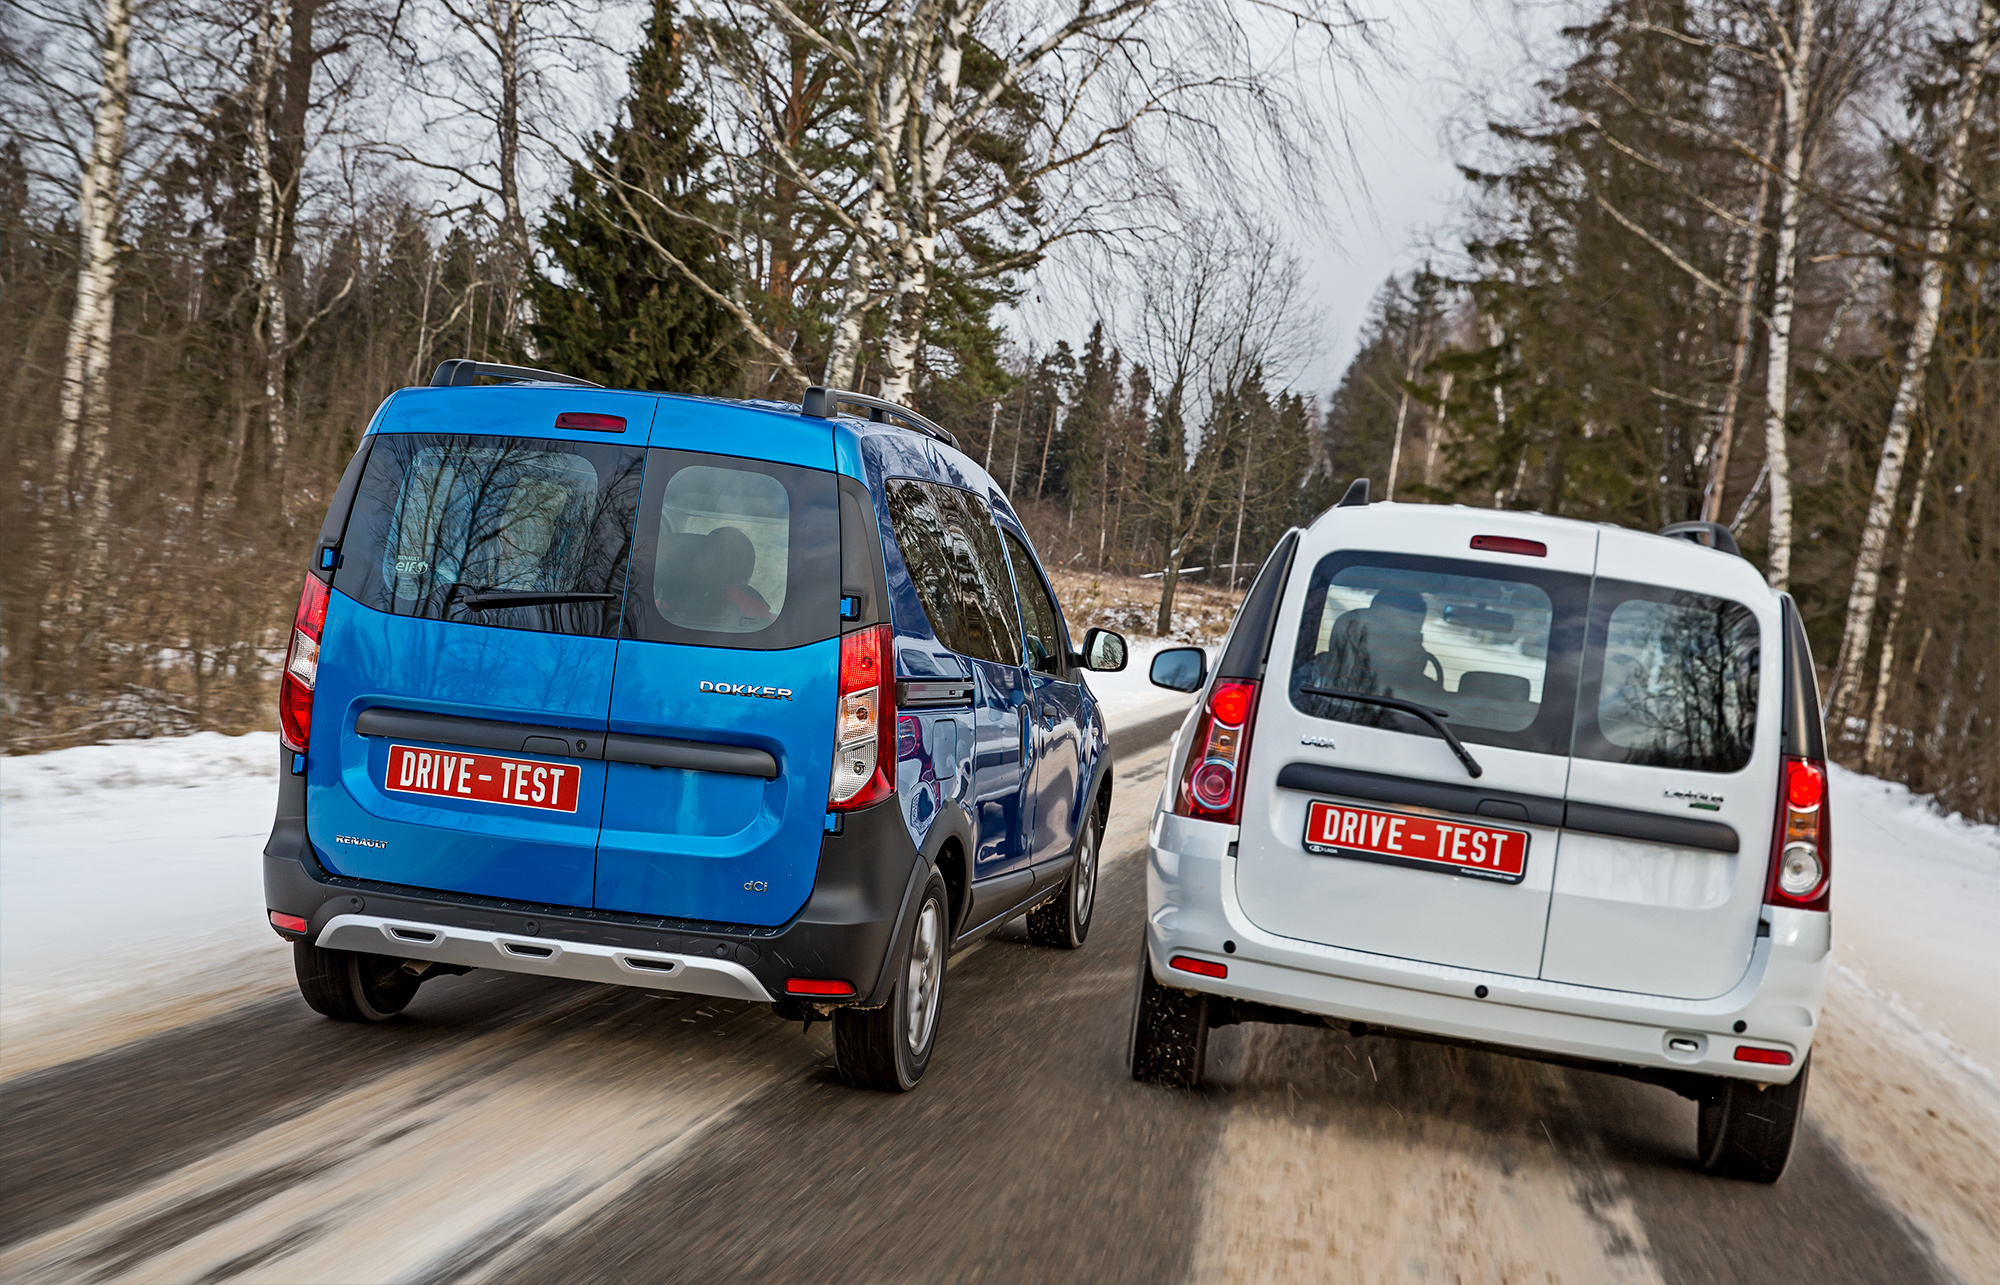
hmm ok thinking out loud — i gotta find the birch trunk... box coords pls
[1701,97,1781,524]
[1758,0,1814,590]
[1829,0,1999,717]
[249,0,292,489]
[492,0,528,338]
[46,0,135,615]
[1861,435,1936,769]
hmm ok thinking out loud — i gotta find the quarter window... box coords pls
[884,479,1020,666]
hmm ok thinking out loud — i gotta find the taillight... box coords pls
[1765,756,1830,911]
[279,576,330,752]
[829,623,895,811]
[1173,679,1259,824]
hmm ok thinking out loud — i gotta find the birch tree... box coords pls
[1827,0,1999,716]
[31,0,137,613]
[657,0,1370,396]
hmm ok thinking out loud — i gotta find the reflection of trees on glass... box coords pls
[1596,596,1757,771]
[338,436,643,637]
[884,480,1018,665]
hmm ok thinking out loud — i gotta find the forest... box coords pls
[3,0,1996,820]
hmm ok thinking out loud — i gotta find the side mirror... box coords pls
[1149,646,1207,693]
[1081,627,1128,673]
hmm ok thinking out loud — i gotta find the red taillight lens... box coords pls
[785,977,857,997]
[1733,1045,1794,1066]
[1169,955,1228,979]
[1785,760,1824,811]
[829,624,895,811]
[279,576,330,752]
[1173,679,1259,825]
[1766,755,1830,912]
[269,910,309,934]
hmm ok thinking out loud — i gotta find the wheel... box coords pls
[1128,942,1208,1087]
[1698,1056,1810,1182]
[833,872,948,1092]
[294,941,422,1022]
[1026,809,1100,949]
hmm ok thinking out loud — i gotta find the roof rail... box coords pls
[1658,520,1741,556]
[800,386,958,450]
[430,359,600,389]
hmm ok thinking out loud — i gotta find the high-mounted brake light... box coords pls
[279,576,330,752]
[1766,756,1831,911]
[554,411,626,433]
[1470,535,1547,557]
[1173,679,1259,825]
[829,624,895,811]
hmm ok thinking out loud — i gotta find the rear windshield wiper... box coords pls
[460,590,619,612]
[1299,686,1484,779]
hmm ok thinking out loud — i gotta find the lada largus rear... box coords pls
[264,362,1127,1091]
[1131,485,1832,1180]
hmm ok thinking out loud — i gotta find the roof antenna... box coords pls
[1335,477,1370,508]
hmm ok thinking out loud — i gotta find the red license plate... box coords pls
[384,744,581,813]
[1303,800,1528,884]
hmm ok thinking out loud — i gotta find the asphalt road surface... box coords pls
[0,726,1956,1284]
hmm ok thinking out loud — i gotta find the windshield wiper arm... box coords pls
[1300,686,1484,779]
[461,590,619,612]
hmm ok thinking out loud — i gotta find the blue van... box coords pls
[263,362,1129,1090]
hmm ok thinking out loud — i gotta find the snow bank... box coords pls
[1,733,290,1075]
[1827,763,2000,1093]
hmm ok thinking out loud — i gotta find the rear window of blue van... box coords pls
[335,435,840,649]
[334,434,643,637]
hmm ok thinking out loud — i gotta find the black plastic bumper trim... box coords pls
[1274,761,1739,854]
[353,707,776,778]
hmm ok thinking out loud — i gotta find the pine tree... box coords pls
[524,1,740,394]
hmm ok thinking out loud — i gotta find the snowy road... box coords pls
[3,723,1997,1283]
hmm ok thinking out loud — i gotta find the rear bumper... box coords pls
[1147,810,1829,1089]
[264,753,925,1007]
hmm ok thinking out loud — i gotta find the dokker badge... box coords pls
[700,681,793,700]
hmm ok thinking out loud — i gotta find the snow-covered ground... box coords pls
[1826,764,2000,1090]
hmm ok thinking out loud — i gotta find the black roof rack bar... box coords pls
[430,359,600,389]
[1657,520,1741,557]
[800,386,958,450]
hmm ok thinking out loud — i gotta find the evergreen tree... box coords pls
[524,1,740,394]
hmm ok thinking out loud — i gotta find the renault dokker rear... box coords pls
[1131,489,1832,1181]
[266,363,1125,1091]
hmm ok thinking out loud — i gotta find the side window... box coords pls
[883,479,1019,666]
[1001,530,1065,676]
[1575,584,1760,772]
[334,433,644,638]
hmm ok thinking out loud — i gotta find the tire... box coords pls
[833,872,949,1092]
[1026,809,1100,949]
[294,941,422,1023]
[1127,942,1208,1088]
[1698,1056,1810,1182]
